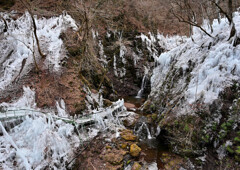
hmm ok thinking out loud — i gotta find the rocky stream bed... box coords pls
[73,96,187,170]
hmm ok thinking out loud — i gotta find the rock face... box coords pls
[96,31,161,97]
[130,144,141,157]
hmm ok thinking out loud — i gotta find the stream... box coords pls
[124,96,173,169]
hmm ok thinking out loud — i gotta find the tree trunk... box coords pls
[228,0,233,20]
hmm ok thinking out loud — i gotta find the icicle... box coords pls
[56,99,67,117]
[93,114,106,129]
[0,121,31,170]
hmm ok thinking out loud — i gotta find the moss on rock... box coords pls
[130,144,141,157]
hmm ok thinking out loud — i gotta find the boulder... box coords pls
[103,99,112,107]
[104,150,127,165]
[130,144,141,157]
[121,129,137,141]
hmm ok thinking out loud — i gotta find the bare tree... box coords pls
[170,0,213,38]
[171,0,240,45]
[210,0,240,46]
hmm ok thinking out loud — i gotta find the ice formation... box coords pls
[0,87,79,169]
[151,11,240,108]
[0,11,77,90]
[0,85,129,169]
[0,86,36,110]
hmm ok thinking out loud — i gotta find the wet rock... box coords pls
[131,162,142,170]
[130,144,141,157]
[121,129,137,141]
[142,101,152,114]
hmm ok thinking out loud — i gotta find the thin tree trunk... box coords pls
[228,0,233,20]
[0,16,8,32]
[29,11,46,59]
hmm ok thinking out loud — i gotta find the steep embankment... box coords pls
[0,9,165,170]
[1,0,240,169]
[144,11,240,168]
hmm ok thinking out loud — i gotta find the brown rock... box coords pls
[131,162,142,170]
[130,144,141,157]
[104,153,123,165]
[121,129,137,141]
[124,102,136,110]
[103,99,112,107]
[104,149,127,165]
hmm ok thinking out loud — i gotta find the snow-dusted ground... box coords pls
[150,11,240,112]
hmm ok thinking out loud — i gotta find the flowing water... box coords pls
[136,75,147,98]
[124,96,172,169]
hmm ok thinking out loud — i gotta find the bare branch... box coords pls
[0,16,8,32]
[210,0,232,24]
[170,7,213,38]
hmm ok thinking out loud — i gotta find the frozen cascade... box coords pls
[0,86,36,110]
[92,99,126,132]
[93,114,106,129]
[0,85,81,169]
[112,31,127,78]
[0,121,31,170]
[136,66,149,98]
[150,11,240,114]
[0,113,80,169]
[135,122,152,140]
[136,75,147,98]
